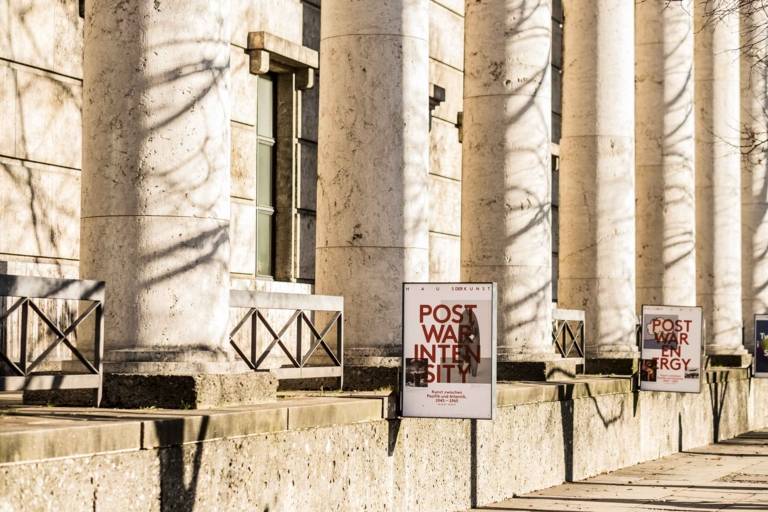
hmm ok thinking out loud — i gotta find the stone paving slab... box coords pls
[474,429,768,511]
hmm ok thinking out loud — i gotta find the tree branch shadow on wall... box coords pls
[709,379,729,443]
[559,382,625,483]
[153,415,210,512]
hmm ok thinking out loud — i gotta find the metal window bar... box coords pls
[552,307,585,361]
[0,274,105,405]
[229,289,343,386]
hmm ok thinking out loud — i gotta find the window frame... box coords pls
[255,73,277,280]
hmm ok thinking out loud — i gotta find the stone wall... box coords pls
[0,0,82,275]
[0,0,83,360]
[2,373,766,511]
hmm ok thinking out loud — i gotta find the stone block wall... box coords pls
[0,0,83,360]
[0,0,82,275]
[1,374,767,511]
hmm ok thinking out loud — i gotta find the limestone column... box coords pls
[694,0,746,360]
[81,2,234,375]
[559,0,639,369]
[316,0,429,386]
[741,5,768,352]
[636,0,696,307]
[462,0,556,373]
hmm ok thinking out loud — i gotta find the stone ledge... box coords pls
[496,377,633,408]
[287,398,383,430]
[0,369,755,465]
[0,417,142,465]
[0,396,387,465]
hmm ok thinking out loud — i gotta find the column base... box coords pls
[29,346,277,408]
[24,372,278,409]
[343,364,399,391]
[342,346,400,391]
[586,356,639,376]
[104,372,277,408]
[23,387,97,407]
[707,354,752,368]
[497,356,583,382]
[706,344,750,368]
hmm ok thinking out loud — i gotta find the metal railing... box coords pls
[0,274,105,404]
[229,289,343,383]
[552,307,585,359]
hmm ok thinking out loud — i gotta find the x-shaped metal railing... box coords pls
[552,308,585,360]
[0,274,105,404]
[228,289,343,384]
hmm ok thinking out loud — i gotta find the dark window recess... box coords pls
[79,0,85,18]
[551,0,563,302]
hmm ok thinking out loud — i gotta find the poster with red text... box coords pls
[639,305,703,393]
[401,283,496,419]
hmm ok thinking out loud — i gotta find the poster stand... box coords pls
[401,282,497,419]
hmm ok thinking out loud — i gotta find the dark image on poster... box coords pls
[755,315,768,377]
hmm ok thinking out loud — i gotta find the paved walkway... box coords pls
[476,430,768,511]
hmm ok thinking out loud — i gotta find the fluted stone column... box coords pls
[462,0,557,378]
[636,0,696,308]
[741,5,768,352]
[560,0,639,369]
[694,1,747,361]
[78,1,263,407]
[316,0,429,386]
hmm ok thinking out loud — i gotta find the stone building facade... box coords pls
[0,0,766,394]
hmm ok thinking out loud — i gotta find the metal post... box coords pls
[296,311,303,367]
[251,309,259,368]
[94,302,104,407]
[19,299,28,373]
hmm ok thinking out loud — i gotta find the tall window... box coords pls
[256,74,276,278]
[551,0,563,302]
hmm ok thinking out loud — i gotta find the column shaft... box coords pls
[636,0,696,308]
[81,0,232,363]
[694,0,744,354]
[741,5,768,350]
[461,0,553,360]
[559,0,638,358]
[316,1,430,362]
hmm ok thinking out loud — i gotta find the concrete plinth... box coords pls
[462,0,554,363]
[708,354,752,369]
[101,372,277,409]
[560,0,638,360]
[497,358,582,382]
[342,348,400,390]
[316,1,430,368]
[635,0,696,307]
[587,357,640,376]
[23,371,278,409]
[694,0,745,357]
[23,388,98,407]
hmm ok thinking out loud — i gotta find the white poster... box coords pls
[639,305,703,393]
[401,283,496,419]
